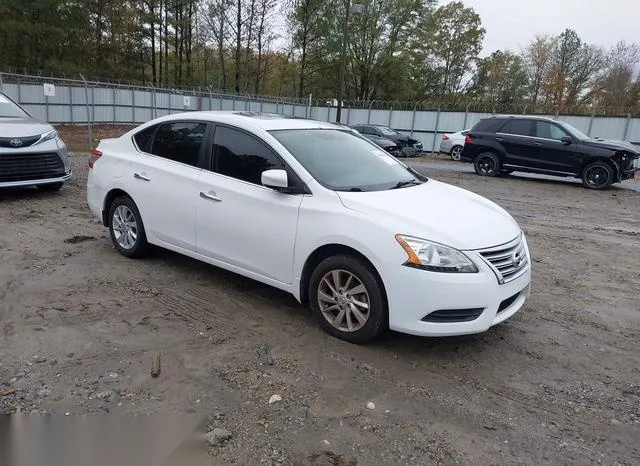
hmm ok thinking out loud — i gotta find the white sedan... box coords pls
[87,112,531,343]
[439,129,470,161]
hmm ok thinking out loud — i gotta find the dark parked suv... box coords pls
[460,115,639,189]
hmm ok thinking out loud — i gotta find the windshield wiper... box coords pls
[390,179,422,190]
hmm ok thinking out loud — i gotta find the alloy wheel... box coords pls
[317,269,370,333]
[585,165,610,188]
[112,205,138,250]
[451,146,462,161]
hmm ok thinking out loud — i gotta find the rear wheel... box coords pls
[309,255,387,344]
[582,161,613,189]
[450,145,463,161]
[474,152,501,177]
[108,196,150,258]
[36,182,64,192]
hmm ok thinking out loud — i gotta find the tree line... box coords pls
[1,0,639,115]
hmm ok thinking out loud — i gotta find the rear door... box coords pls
[127,120,209,252]
[532,121,578,173]
[495,119,537,166]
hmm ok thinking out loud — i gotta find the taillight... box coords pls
[464,135,472,145]
[88,149,102,168]
[442,134,449,140]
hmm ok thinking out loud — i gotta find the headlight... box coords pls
[395,234,478,273]
[39,129,59,143]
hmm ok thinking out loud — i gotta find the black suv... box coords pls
[460,115,639,189]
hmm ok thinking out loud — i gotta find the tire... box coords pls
[581,161,614,190]
[474,152,501,177]
[107,196,150,258]
[36,182,64,192]
[450,145,463,161]
[308,255,387,344]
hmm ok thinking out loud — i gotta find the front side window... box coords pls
[150,121,207,167]
[213,126,287,185]
[270,129,424,192]
[536,122,569,141]
[500,119,532,137]
[376,126,398,137]
[0,93,29,118]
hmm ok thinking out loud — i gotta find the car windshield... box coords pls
[558,121,589,140]
[0,94,29,118]
[375,126,398,137]
[270,129,424,192]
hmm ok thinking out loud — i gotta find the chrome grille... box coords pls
[479,235,528,284]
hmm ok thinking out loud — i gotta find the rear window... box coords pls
[471,118,507,133]
[133,125,157,152]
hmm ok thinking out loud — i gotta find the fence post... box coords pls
[208,88,213,111]
[80,74,93,152]
[260,100,264,113]
[0,72,3,91]
[587,113,595,137]
[307,93,312,119]
[623,113,631,140]
[131,88,136,123]
[69,84,74,124]
[152,84,157,118]
[431,107,441,154]
[410,101,420,137]
[463,102,471,129]
[367,100,376,124]
[388,103,393,127]
[346,102,351,125]
[45,92,50,123]
[17,79,22,104]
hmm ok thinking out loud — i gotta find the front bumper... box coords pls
[0,171,72,188]
[384,238,532,337]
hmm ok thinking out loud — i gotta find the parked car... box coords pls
[333,122,402,158]
[461,115,639,189]
[351,124,423,157]
[439,129,470,161]
[0,92,71,190]
[87,111,531,344]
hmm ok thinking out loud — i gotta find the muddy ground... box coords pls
[1,153,639,465]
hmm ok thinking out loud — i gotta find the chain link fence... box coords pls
[1,70,639,153]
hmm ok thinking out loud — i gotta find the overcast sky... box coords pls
[459,0,640,56]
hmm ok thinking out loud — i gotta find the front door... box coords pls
[196,125,303,285]
[532,121,578,173]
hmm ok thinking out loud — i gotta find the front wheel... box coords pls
[108,196,150,258]
[474,152,501,176]
[450,145,463,161]
[582,161,613,189]
[309,255,387,344]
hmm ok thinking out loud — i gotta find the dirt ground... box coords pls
[1,154,639,465]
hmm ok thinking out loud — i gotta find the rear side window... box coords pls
[150,121,207,167]
[213,126,287,185]
[471,118,507,133]
[133,125,156,152]
[499,119,533,137]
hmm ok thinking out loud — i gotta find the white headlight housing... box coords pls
[395,234,478,273]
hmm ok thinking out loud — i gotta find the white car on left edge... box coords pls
[87,111,531,344]
[0,91,71,190]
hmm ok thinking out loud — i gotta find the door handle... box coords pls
[495,137,504,142]
[134,173,151,181]
[534,142,543,147]
[200,191,222,202]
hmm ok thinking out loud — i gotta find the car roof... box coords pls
[141,111,341,132]
[483,114,558,123]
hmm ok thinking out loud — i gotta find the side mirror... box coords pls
[561,136,572,145]
[261,169,289,191]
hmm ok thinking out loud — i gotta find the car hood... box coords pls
[583,138,640,154]
[0,117,53,137]
[337,179,521,250]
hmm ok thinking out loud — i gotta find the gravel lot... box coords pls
[1,154,639,465]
